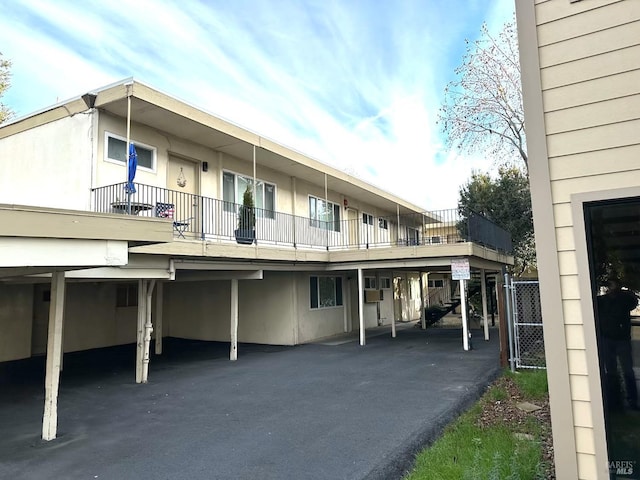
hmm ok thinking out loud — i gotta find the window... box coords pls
[380,277,391,289]
[310,276,343,309]
[428,279,445,288]
[106,133,155,170]
[116,283,138,307]
[309,196,341,232]
[364,276,377,289]
[378,218,388,230]
[222,171,276,219]
[430,236,442,244]
[363,213,373,225]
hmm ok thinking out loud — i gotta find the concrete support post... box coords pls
[230,278,239,361]
[342,276,349,333]
[419,273,426,330]
[42,271,66,441]
[481,269,489,341]
[155,282,163,355]
[141,280,156,383]
[460,279,470,351]
[135,279,147,384]
[358,268,365,346]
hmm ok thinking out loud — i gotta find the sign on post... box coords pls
[451,258,470,280]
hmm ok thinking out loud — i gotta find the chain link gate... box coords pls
[507,280,546,369]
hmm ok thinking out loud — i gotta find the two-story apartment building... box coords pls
[0,79,512,440]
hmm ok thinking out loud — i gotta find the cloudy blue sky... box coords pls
[0,0,514,210]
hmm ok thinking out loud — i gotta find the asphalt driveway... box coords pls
[0,326,500,480]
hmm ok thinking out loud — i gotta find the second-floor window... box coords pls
[309,196,340,232]
[106,133,155,171]
[363,213,373,225]
[378,218,388,230]
[223,171,275,219]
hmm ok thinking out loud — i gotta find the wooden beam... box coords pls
[481,269,489,341]
[42,271,65,441]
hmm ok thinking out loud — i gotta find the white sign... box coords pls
[451,258,470,280]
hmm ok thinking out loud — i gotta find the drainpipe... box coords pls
[142,280,156,383]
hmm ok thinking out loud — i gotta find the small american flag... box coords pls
[156,203,175,219]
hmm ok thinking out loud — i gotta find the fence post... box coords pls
[504,273,515,372]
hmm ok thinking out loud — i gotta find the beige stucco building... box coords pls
[0,79,511,440]
[516,1,640,478]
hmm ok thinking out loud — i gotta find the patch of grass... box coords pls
[507,369,548,400]
[405,369,550,480]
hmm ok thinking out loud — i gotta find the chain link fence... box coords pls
[507,279,546,369]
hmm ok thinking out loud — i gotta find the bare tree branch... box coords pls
[439,17,527,171]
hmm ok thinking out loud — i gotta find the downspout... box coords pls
[325,173,329,250]
[396,204,401,245]
[142,279,156,383]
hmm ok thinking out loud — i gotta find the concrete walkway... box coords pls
[0,327,500,480]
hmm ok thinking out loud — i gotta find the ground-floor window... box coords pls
[585,198,640,471]
[116,283,138,308]
[310,276,343,309]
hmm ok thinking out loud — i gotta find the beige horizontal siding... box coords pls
[575,426,596,454]
[567,349,588,375]
[539,20,639,69]
[566,324,586,349]
[549,144,640,181]
[543,69,640,112]
[537,1,639,46]
[560,275,581,300]
[573,400,594,428]
[558,251,578,276]
[552,203,573,227]
[577,453,598,480]
[544,93,640,134]
[550,169,640,203]
[555,225,575,251]
[570,374,591,402]
[563,299,584,325]
[546,118,640,157]
[535,0,620,25]
[541,44,640,90]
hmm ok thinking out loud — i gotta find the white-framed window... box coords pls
[310,276,343,309]
[105,132,156,171]
[364,276,377,289]
[428,279,445,288]
[380,277,391,289]
[223,171,276,219]
[378,218,388,230]
[309,196,341,232]
[363,213,373,225]
[116,283,138,308]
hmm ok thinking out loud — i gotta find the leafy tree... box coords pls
[439,17,526,171]
[0,52,13,124]
[459,166,535,276]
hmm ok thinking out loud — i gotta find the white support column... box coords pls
[419,272,426,330]
[342,275,349,333]
[155,282,163,355]
[42,271,66,441]
[460,279,470,351]
[141,280,156,384]
[481,269,489,341]
[230,278,239,361]
[135,279,146,384]
[358,268,365,346]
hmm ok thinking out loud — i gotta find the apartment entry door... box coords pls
[347,208,360,248]
[167,155,199,235]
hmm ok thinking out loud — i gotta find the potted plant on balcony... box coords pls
[235,185,256,245]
